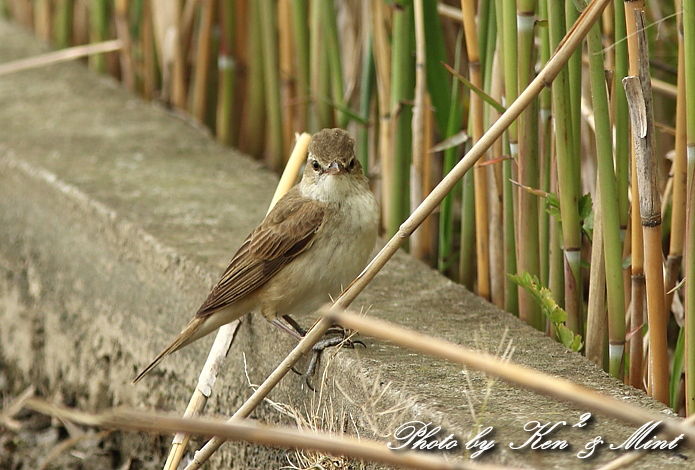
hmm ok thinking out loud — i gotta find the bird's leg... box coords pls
[281,315,307,336]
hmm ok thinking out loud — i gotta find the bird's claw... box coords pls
[303,330,365,391]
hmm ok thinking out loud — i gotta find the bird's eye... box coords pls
[312,160,320,171]
[348,159,355,170]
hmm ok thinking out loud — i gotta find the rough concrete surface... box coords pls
[0,18,691,470]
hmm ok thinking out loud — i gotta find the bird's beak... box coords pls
[326,161,345,175]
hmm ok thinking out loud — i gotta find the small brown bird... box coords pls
[133,128,379,383]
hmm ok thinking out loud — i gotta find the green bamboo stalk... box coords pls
[548,0,582,336]
[290,0,309,133]
[357,32,374,172]
[89,0,109,73]
[566,0,582,196]
[516,0,543,330]
[538,0,552,289]
[587,12,626,379]
[216,0,236,146]
[614,0,630,237]
[437,32,463,275]
[501,0,518,314]
[53,0,73,48]
[309,0,331,131]
[321,0,346,128]
[259,0,283,170]
[387,0,414,239]
[682,0,695,416]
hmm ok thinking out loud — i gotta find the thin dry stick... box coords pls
[186,1,614,467]
[25,400,500,470]
[324,310,695,444]
[0,40,123,77]
[163,133,312,470]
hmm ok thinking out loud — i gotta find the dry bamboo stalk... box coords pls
[278,0,295,159]
[34,0,51,42]
[163,133,311,470]
[190,0,215,122]
[142,0,157,100]
[622,9,669,406]
[370,0,392,233]
[460,0,490,300]
[26,399,497,470]
[0,40,123,77]
[114,0,135,91]
[586,176,606,366]
[410,0,427,260]
[325,310,695,444]
[185,3,616,466]
[624,0,646,391]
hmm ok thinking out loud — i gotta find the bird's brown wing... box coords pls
[195,188,326,318]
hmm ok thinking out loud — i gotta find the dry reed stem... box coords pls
[24,399,500,470]
[0,40,122,76]
[185,2,615,467]
[324,310,695,444]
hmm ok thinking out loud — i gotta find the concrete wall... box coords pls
[0,19,689,469]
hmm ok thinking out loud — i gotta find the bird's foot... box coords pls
[304,328,365,391]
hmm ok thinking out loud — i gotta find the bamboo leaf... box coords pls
[441,61,506,113]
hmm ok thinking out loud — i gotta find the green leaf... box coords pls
[441,62,506,114]
[670,327,685,408]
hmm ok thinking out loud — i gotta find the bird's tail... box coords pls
[132,317,207,384]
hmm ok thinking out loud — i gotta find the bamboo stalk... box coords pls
[410,0,427,260]
[142,0,157,101]
[309,0,331,130]
[34,0,51,42]
[681,0,695,416]
[501,0,518,314]
[216,0,236,146]
[52,0,73,49]
[289,0,309,133]
[321,0,346,128]
[516,0,542,329]
[88,0,109,73]
[114,0,135,91]
[587,8,626,379]
[586,176,606,366]
[371,0,392,234]
[624,1,668,403]
[239,0,265,157]
[622,73,668,406]
[387,0,413,239]
[665,1,688,322]
[547,0,582,335]
[190,0,215,123]
[461,0,490,300]
[259,0,283,171]
[184,3,615,465]
[278,0,294,158]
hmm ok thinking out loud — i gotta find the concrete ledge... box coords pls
[0,19,690,469]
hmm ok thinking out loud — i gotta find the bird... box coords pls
[133,128,379,383]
